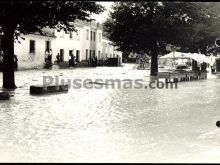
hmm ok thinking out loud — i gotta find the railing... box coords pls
[157,70,207,82]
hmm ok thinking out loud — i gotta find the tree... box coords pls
[0,1,104,89]
[103,2,220,77]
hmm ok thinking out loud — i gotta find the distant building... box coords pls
[0,19,122,69]
[102,37,122,61]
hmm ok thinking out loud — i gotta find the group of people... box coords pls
[191,60,208,72]
[88,56,98,67]
[44,50,120,68]
[99,57,108,66]
[55,51,77,67]
[44,49,53,69]
[45,49,53,64]
[68,53,77,67]
[45,48,78,68]
[138,57,149,69]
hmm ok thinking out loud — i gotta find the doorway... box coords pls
[76,50,80,62]
[60,49,64,62]
[45,41,51,51]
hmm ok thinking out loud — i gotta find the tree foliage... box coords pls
[103,2,220,75]
[0,1,104,38]
[0,1,104,89]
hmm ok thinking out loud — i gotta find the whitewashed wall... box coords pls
[96,29,103,59]
[102,38,122,59]
[14,34,56,70]
[53,26,83,62]
[80,25,90,60]
[13,21,122,70]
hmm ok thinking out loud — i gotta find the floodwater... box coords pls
[0,64,220,163]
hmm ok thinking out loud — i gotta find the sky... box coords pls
[91,2,114,23]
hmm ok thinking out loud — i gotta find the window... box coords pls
[69,50,73,56]
[93,32,96,41]
[89,50,92,58]
[76,30,80,40]
[86,49,88,60]
[90,31,92,41]
[86,29,89,40]
[70,31,73,39]
[60,49,64,61]
[98,51,101,59]
[99,33,101,42]
[45,41,51,51]
[106,53,107,57]
[113,54,115,58]
[93,50,95,57]
[76,50,80,62]
[29,40,35,53]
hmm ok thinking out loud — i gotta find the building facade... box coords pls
[8,19,122,69]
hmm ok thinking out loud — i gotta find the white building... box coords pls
[11,19,122,70]
[102,37,122,63]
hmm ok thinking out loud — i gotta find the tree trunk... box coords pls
[150,42,158,76]
[2,26,16,89]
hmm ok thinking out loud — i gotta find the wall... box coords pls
[102,38,122,58]
[14,34,56,70]
[53,25,83,62]
[7,20,123,70]
[95,28,103,59]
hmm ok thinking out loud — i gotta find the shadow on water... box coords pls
[30,91,69,97]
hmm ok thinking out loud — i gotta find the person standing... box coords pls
[95,56,98,67]
[69,53,75,67]
[56,53,60,64]
[48,49,53,63]
[73,55,77,67]
[92,56,96,67]
[89,56,93,67]
[102,57,105,66]
[45,49,49,62]
[87,57,90,67]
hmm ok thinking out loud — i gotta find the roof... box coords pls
[30,19,103,37]
[72,19,103,29]
[32,28,56,37]
[160,51,211,63]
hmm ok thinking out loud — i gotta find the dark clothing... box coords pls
[73,57,76,67]
[89,58,93,67]
[69,54,76,67]
[87,60,90,67]
[45,54,52,69]
[201,63,207,72]
[56,54,60,63]
[94,57,98,67]
[47,55,52,62]
[92,57,95,67]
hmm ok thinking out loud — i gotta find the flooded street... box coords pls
[1,64,220,163]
